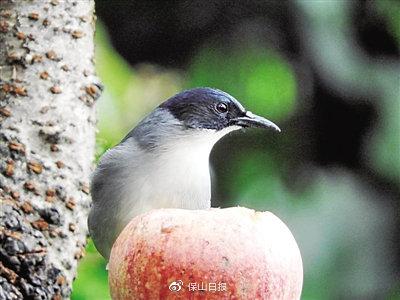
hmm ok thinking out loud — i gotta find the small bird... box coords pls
[88,87,280,259]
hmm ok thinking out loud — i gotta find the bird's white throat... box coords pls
[118,125,240,224]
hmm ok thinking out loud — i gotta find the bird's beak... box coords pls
[230,111,281,132]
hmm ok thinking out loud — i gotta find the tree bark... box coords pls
[0,1,100,299]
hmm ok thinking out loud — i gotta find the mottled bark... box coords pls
[0,1,100,299]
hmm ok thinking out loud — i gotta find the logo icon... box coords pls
[169,280,183,292]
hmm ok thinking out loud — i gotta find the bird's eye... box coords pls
[216,103,228,113]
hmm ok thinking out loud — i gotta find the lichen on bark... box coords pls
[0,0,100,299]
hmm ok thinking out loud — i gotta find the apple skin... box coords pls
[108,207,303,300]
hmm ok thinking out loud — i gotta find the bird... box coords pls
[88,87,280,260]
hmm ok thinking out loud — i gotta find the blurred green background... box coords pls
[72,1,399,299]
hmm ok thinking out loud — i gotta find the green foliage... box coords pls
[227,149,283,207]
[368,93,400,182]
[376,0,400,42]
[72,240,110,300]
[95,22,135,104]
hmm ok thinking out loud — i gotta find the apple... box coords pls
[108,207,303,299]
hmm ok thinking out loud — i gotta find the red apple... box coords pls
[108,207,303,299]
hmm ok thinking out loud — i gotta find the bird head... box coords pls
[160,87,280,132]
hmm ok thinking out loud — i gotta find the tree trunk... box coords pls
[0,1,100,299]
